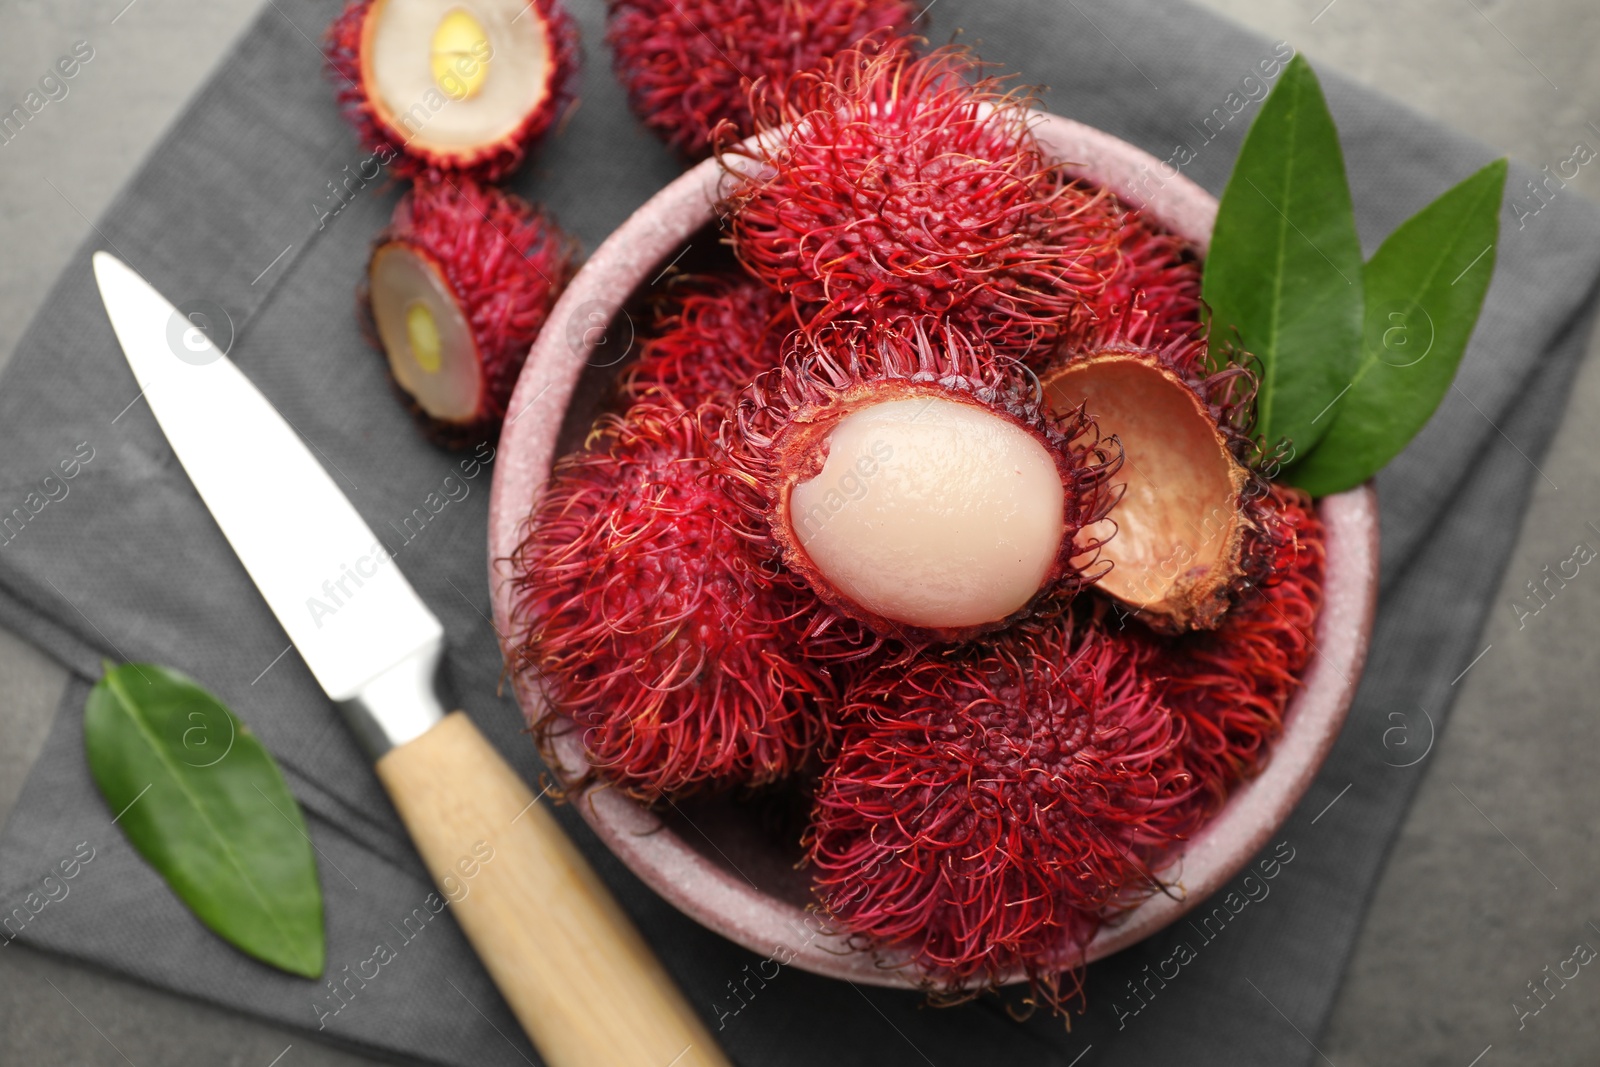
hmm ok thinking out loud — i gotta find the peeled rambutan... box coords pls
[721,44,1120,357]
[363,176,575,444]
[719,320,1120,646]
[1132,483,1326,833]
[325,0,579,180]
[508,398,835,800]
[806,618,1191,1007]
[619,272,800,408]
[605,0,916,160]
[1040,311,1266,633]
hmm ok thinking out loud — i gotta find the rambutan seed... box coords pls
[509,398,835,799]
[721,321,1121,645]
[362,176,575,444]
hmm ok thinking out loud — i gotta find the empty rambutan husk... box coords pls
[1041,312,1268,633]
[620,272,801,408]
[720,43,1120,358]
[508,398,835,800]
[719,320,1121,646]
[363,176,575,444]
[605,0,916,159]
[325,0,579,180]
[806,616,1192,1011]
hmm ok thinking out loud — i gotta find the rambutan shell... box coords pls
[1043,349,1252,632]
[488,106,1378,991]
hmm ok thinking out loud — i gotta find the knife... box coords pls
[92,251,731,1067]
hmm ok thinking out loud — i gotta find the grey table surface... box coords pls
[4,1,1600,1064]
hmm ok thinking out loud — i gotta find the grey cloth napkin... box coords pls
[3,0,1598,1063]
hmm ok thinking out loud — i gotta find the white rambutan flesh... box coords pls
[783,396,1067,632]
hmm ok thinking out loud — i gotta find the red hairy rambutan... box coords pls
[508,399,835,800]
[325,0,579,180]
[1041,309,1267,632]
[806,618,1192,1007]
[605,0,916,160]
[720,320,1121,645]
[363,176,575,444]
[620,272,800,408]
[1077,206,1203,345]
[1134,483,1325,833]
[721,44,1120,357]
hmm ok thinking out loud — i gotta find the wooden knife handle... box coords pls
[375,711,730,1067]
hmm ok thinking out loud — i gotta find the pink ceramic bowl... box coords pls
[488,113,1379,986]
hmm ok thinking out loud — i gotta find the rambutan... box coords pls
[720,321,1121,645]
[806,618,1191,1006]
[619,272,800,408]
[1078,206,1203,345]
[1132,483,1325,832]
[605,0,916,160]
[325,0,579,180]
[1041,311,1266,632]
[721,44,1120,357]
[363,176,575,443]
[508,398,835,800]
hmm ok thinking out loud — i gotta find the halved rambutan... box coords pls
[619,272,800,408]
[605,0,916,160]
[1125,484,1326,834]
[1041,312,1265,633]
[806,618,1191,1007]
[363,176,574,443]
[721,44,1120,357]
[720,321,1120,645]
[509,398,835,800]
[325,0,579,180]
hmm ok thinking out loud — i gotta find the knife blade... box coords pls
[93,251,730,1067]
[94,251,440,706]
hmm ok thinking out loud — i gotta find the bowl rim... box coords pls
[487,111,1379,987]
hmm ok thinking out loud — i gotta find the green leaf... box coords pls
[1202,54,1365,457]
[1287,159,1508,496]
[85,662,325,978]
